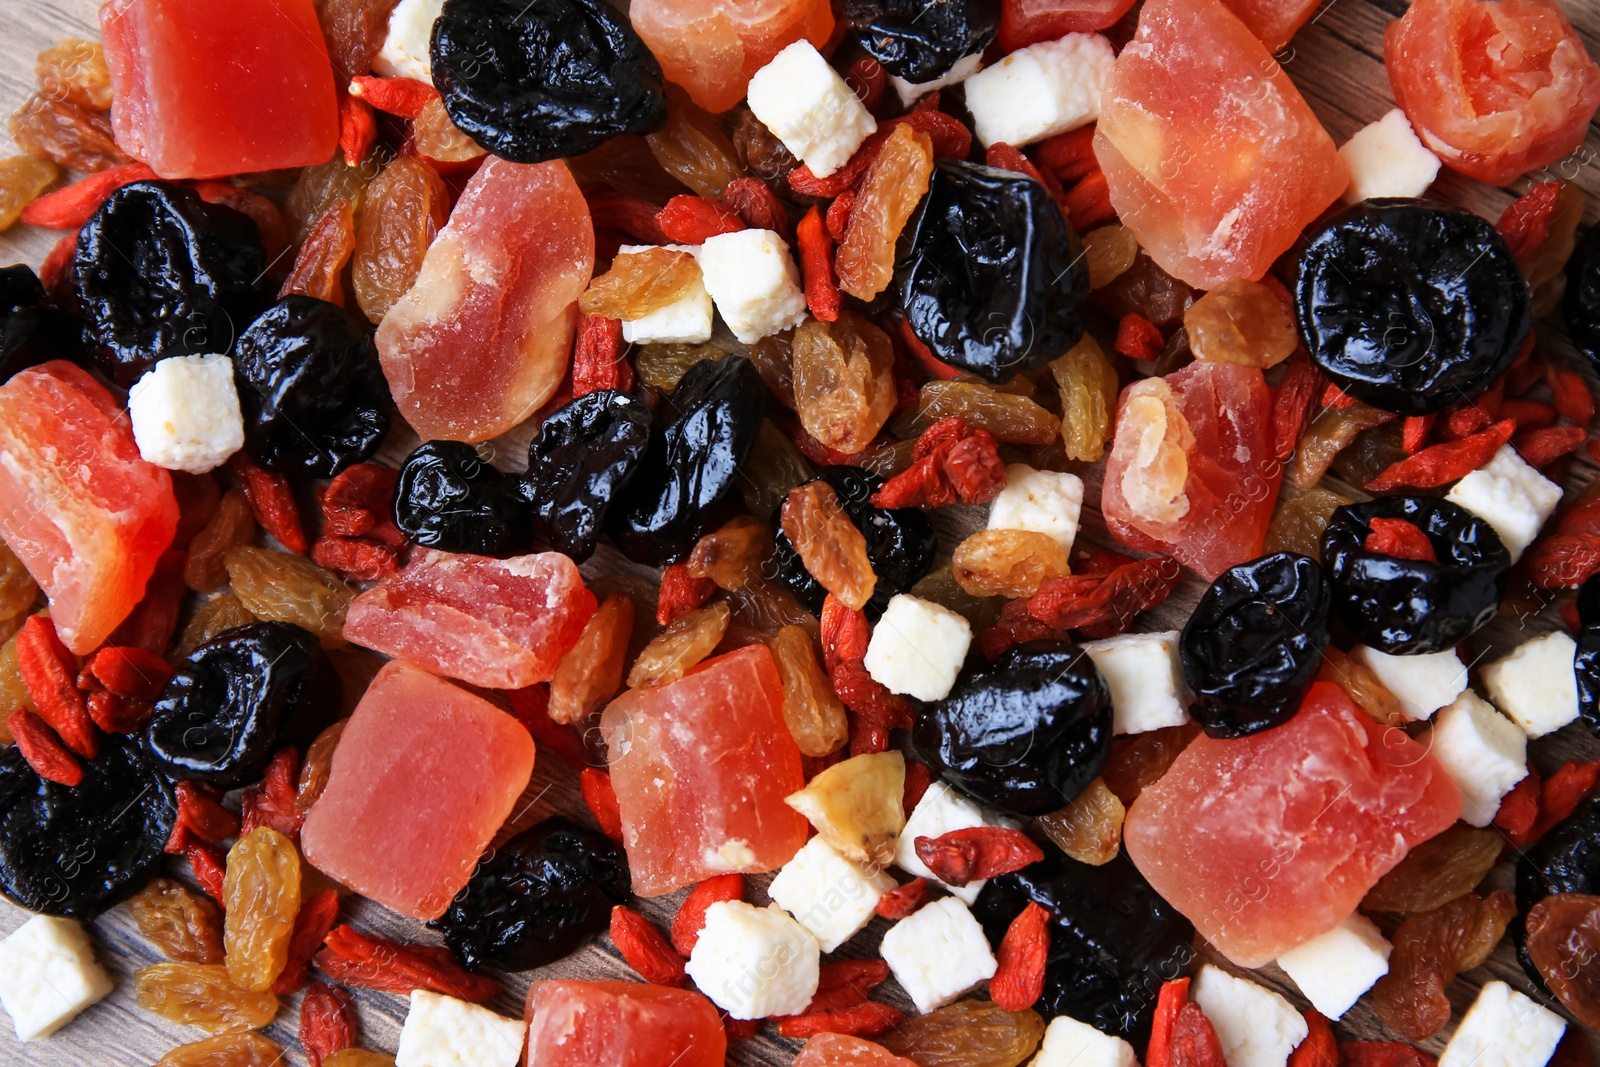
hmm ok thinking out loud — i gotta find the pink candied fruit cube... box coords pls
[525,980,727,1067]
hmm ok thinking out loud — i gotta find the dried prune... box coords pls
[0,264,80,381]
[1321,497,1509,655]
[147,623,341,788]
[770,466,936,620]
[394,441,530,556]
[841,0,998,82]
[914,641,1112,817]
[73,181,268,384]
[430,816,629,971]
[1179,553,1331,738]
[232,297,391,478]
[0,736,177,919]
[1578,621,1600,739]
[973,849,1195,1041]
[525,390,652,562]
[430,0,666,164]
[613,355,765,564]
[897,160,1088,382]
[1564,224,1600,368]
[1296,199,1531,415]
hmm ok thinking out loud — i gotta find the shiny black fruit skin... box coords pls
[613,356,765,565]
[232,296,391,478]
[147,622,341,788]
[525,390,651,563]
[1565,224,1600,369]
[1577,624,1600,739]
[897,160,1088,382]
[0,736,177,920]
[394,441,531,556]
[0,265,80,382]
[914,640,1112,816]
[1515,793,1600,992]
[841,0,999,83]
[1181,552,1332,739]
[431,0,666,164]
[72,181,268,384]
[431,816,629,971]
[1296,198,1531,416]
[974,850,1195,1042]
[1321,496,1509,655]
[769,465,936,620]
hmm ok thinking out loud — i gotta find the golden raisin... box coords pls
[1286,401,1395,490]
[687,516,771,591]
[134,962,280,1033]
[36,39,113,111]
[791,312,897,456]
[351,156,450,324]
[738,420,816,516]
[286,157,370,243]
[579,247,701,320]
[952,530,1070,599]
[8,92,126,171]
[1263,486,1350,558]
[0,539,40,624]
[1370,890,1517,1041]
[1184,278,1297,369]
[131,879,226,965]
[919,381,1060,446]
[297,720,347,814]
[175,596,258,659]
[280,199,357,307]
[1317,646,1404,725]
[1083,224,1138,289]
[781,481,876,611]
[157,1032,285,1067]
[1108,378,1195,531]
[627,601,731,689]
[186,490,257,592]
[768,624,848,758]
[225,547,355,646]
[880,1001,1046,1067]
[1526,892,1600,1030]
[1363,823,1503,914]
[1035,778,1124,866]
[646,86,744,198]
[635,343,726,392]
[908,566,1006,630]
[413,97,487,163]
[1100,722,1202,807]
[857,437,919,479]
[223,828,302,993]
[724,577,819,639]
[550,594,634,724]
[0,154,59,230]
[1051,336,1118,463]
[837,125,935,301]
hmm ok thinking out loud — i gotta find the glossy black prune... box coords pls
[0,265,80,382]
[1564,225,1600,369]
[1321,496,1510,655]
[431,0,666,164]
[974,850,1195,1041]
[1180,553,1332,739]
[524,390,651,563]
[232,296,391,478]
[896,160,1088,382]
[612,356,765,565]
[1516,793,1600,991]
[1296,198,1531,416]
[1577,623,1600,739]
[0,736,177,920]
[72,181,268,384]
[431,816,629,971]
[841,0,999,83]
[147,622,341,788]
[914,641,1112,816]
[769,465,936,620]
[395,441,531,556]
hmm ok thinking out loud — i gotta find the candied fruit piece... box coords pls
[134,962,279,1033]
[836,125,935,302]
[627,601,730,689]
[1184,279,1297,369]
[223,827,301,993]
[795,1034,921,1067]
[782,481,877,611]
[525,980,727,1067]
[225,546,353,647]
[768,623,848,758]
[580,248,702,320]
[351,156,449,323]
[1035,777,1124,866]
[1219,0,1323,52]
[785,750,905,867]
[549,594,634,725]
[1000,0,1136,49]
[952,529,1070,599]
[792,312,898,456]
[631,0,835,113]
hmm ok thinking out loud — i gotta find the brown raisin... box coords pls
[1083,225,1138,290]
[1093,250,1194,328]
[131,879,226,965]
[626,601,730,688]
[1286,401,1396,490]
[412,98,486,164]
[1526,892,1600,1030]
[224,547,355,646]
[1184,278,1297,369]
[134,962,280,1032]
[837,125,934,301]
[175,596,258,660]
[739,419,816,516]
[1362,822,1503,914]
[0,154,59,230]
[7,92,126,171]
[635,343,726,392]
[781,481,876,611]
[186,491,257,592]
[156,1032,285,1067]
[36,39,114,111]
[1034,778,1124,866]
[1264,487,1350,558]
[318,0,400,82]
[1369,890,1516,1041]
[791,312,897,456]
[351,156,449,324]
[768,624,847,758]
[286,158,371,244]
[579,247,701,320]
[1316,646,1404,725]
[0,538,40,624]
[919,381,1060,446]
[687,516,771,592]
[280,199,357,307]
[1100,722,1202,807]
[879,1000,1046,1067]
[297,720,347,814]
[732,108,799,186]
[646,86,744,198]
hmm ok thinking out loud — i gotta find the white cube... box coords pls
[768,835,897,952]
[864,594,972,703]
[0,915,114,1041]
[879,896,997,1013]
[1426,690,1529,826]
[894,780,1007,904]
[1481,630,1581,739]
[695,229,808,344]
[1275,913,1392,1021]
[963,34,1115,148]
[1029,1014,1139,1067]
[1338,109,1441,202]
[1082,631,1190,735]
[987,464,1085,553]
[395,990,524,1067]
[1190,964,1309,1067]
[1440,981,1565,1067]
[1445,444,1562,562]
[685,901,820,1020]
[889,53,985,107]
[617,243,714,345]
[372,0,442,83]
[128,354,245,474]
[746,41,877,178]
[1350,645,1468,722]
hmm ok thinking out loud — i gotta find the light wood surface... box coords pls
[4,0,1600,1063]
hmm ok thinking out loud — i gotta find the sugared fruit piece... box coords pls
[631,0,835,114]
[524,980,727,1067]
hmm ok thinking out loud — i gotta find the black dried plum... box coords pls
[430,816,628,971]
[232,296,391,478]
[0,265,80,382]
[612,355,764,565]
[147,622,341,788]
[1578,623,1600,740]
[841,0,998,83]
[973,850,1194,1042]
[913,640,1111,816]
[72,181,268,384]
[1180,553,1332,739]
[897,160,1088,382]
[395,441,531,556]
[524,390,651,563]
[1296,198,1531,416]
[1321,497,1509,655]
[769,465,935,620]
[1516,793,1600,991]
[0,736,177,920]
[1565,224,1600,369]
[430,0,666,164]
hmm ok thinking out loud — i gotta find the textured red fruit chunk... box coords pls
[524,980,727,1067]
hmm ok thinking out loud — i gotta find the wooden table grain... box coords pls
[4,0,1600,1062]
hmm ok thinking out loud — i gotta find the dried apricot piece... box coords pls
[627,601,731,689]
[791,312,897,456]
[1035,778,1124,866]
[837,125,935,301]
[1184,279,1297,369]
[134,962,280,1033]
[781,481,876,611]
[768,624,848,758]
[130,878,226,965]
[550,594,634,724]
[952,530,1071,599]
[579,248,701,320]
[351,156,449,324]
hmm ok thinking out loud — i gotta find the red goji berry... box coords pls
[796,205,840,323]
[1026,555,1182,634]
[1501,399,1558,433]
[174,831,227,903]
[990,901,1050,1012]
[241,747,304,841]
[1440,398,1494,440]
[586,191,672,244]
[887,109,971,160]
[871,420,1004,508]
[986,142,1064,203]
[721,1011,762,1041]
[1527,534,1600,589]
[324,463,398,517]
[1402,414,1435,453]
[944,431,1007,504]
[165,781,241,849]
[1114,312,1164,362]
[8,709,82,786]
[902,760,932,817]
[820,594,871,671]
[20,162,159,229]
[1146,977,1191,1067]
[1035,126,1100,184]
[656,195,745,244]
[299,981,356,1067]
[82,646,172,701]
[230,453,308,554]
[338,96,376,167]
[85,691,152,734]
[774,1001,903,1039]
[789,113,970,199]
[347,75,438,119]
[1338,1043,1438,1067]
[571,313,630,397]
[722,176,791,240]
[826,190,857,243]
[274,889,341,995]
[1494,771,1541,847]
[315,925,503,1002]
[108,548,188,655]
[1287,1010,1337,1067]
[311,535,399,582]
[16,615,96,759]
[1365,418,1517,492]
[1528,760,1600,843]
[1321,382,1357,409]
[580,768,624,844]
[1496,180,1562,262]
[875,877,928,919]
[913,826,1046,887]
[978,599,1063,660]
[671,873,744,957]
[40,228,78,298]
[1547,363,1594,426]
[610,906,688,987]
[794,959,892,1016]
[1063,169,1114,232]
[1516,425,1587,468]
[657,561,717,625]
[508,684,592,770]
[1364,518,1437,563]
[1272,350,1326,461]
[1170,1000,1227,1067]
[843,54,886,112]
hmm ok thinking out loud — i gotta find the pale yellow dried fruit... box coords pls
[785,750,906,867]
[1035,778,1124,866]
[951,530,1071,599]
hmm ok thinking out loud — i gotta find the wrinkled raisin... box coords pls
[686,516,771,592]
[918,381,1060,446]
[781,481,877,612]
[8,92,125,171]
[879,1000,1045,1067]
[740,419,817,516]
[1370,890,1517,1041]
[792,312,897,456]
[769,624,848,758]
[646,86,744,198]
[351,156,449,324]
[36,39,113,111]
[223,827,302,992]
[837,125,935,302]
[130,878,226,964]
[156,1033,285,1067]
[1363,823,1504,914]
[1084,225,1138,290]
[952,530,1070,599]
[134,962,280,1033]
[0,155,60,230]
[186,491,256,593]
[174,597,257,660]
[1034,778,1123,866]
[224,546,355,646]
[412,98,486,163]
[579,247,701,320]
[1526,892,1600,1029]
[634,342,726,392]
[1264,487,1350,558]
[1184,278,1297,369]
[1051,337,1118,464]
[627,601,730,688]
[549,595,634,724]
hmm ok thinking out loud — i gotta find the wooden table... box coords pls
[4,0,1600,1063]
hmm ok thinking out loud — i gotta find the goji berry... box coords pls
[165,781,241,849]
[1440,396,1497,441]
[1026,555,1181,633]
[657,561,717,626]
[913,826,1046,887]
[82,645,173,701]
[721,1012,762,1041]
[1527,534,1600,589]
[274,889,341,995]
[774,1001,903,1039]
[347,75,438,119]
[1146,977,1191,1067]
[826,190,857,243]
[789,112,970,199]
[1288,1011,1337,1067]
[1402,414,1435,453]
[580,768,624,844]
[1500,399,1557,433]
[1273,350,1326,461]
[990,901,1050,1012]
[109,548,188,655]
[508,684,592,771]
[610,906,688,987]
[874,877,928,919]
[978,598,1064,660]
[1321,382,1357,409]
[1365,419,1516,492]
[586,191,672,244]
[1364,518,1437,563]
[174,832,228,903]
[1547,363,1594,426]
[338,95,376,167]
[887,109,971,160]
[985,143,1065,202]
[320,463,399,542]
[871,421,1004,509]
[1035,126,1100,184]
[1063,169,1114,232]
[20,162,159,229]
[1495,180,1562,262]
[1338,1043,1438,1067]
[39,229,78,298]
[656,195,745,243]
[190,183,290,268]
[1529,760,1600,843]
[230,453,308,554]
[945,431,1007,503]
[16,614,96,759]
[8,709,82,786]
[722,176,790,240]
[1115,312,1164,363]
[299,980,356,1067]
[796,205,841,323]
[85,690,152,733]
[311,535,399,582]
[800,959,891,1014]
[902,760,932,817]
[315,925,503,1002]
[1505,337,1542,396]
[241,747,304,841]
[671,873,744,957]
[1516,425,1587,468]
[844,54,886,113]
[820,594,872,671]
[572,313,630,397]
[1169,1000,1227,1067]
